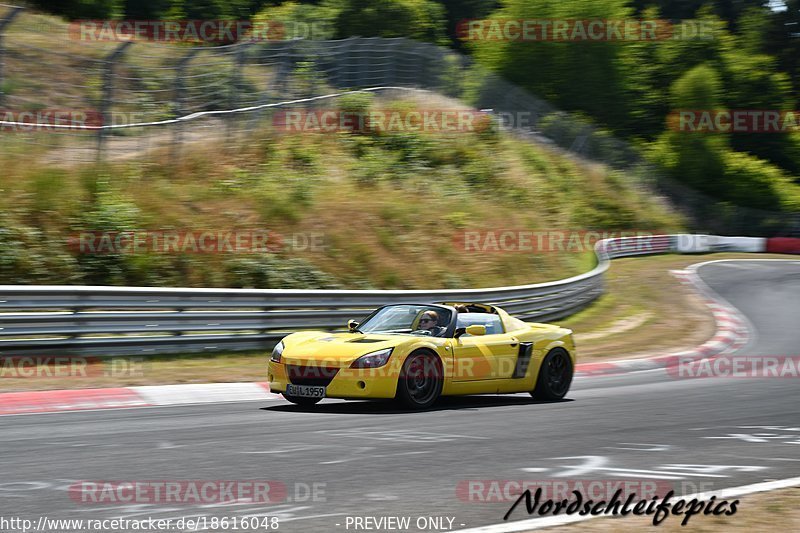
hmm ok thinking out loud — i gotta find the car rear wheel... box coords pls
[396,351,443,409]
[283,394,322,406]
[531,348,573,401]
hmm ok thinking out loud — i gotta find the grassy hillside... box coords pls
[0,95,683,289]
[0,11,684,289]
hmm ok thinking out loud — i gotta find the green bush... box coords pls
[721,151,800,211]
[225,255,340,289]
[336,92,375,115]
[331,0,448,44]
[0,216,80,284]
[73,189,143,285]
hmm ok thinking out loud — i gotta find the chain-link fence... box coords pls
[1,5,798,236]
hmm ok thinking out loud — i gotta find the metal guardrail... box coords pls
[0,236,674,355]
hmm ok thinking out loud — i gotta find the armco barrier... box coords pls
[0,234,763,357]
[766,237,800,254]
[675,234,711,253]
[709,236,766,253]
[673,234,767,253]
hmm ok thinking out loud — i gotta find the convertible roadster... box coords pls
[267,302,576,409]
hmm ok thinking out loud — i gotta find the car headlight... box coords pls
[350,348,393,368]
[271,341,284,363]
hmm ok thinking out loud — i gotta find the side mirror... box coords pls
[348,320,360,331]
[466,325,487,336]
[455,325,487,338]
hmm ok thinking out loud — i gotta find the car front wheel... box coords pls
[396,351,443,409]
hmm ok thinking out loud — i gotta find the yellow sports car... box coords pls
[267,302,576,409]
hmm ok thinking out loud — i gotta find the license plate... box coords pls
[285,384,326,398]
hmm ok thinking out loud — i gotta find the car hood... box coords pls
[280,331,413,366]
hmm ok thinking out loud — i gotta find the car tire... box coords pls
[396,351,443,410]
[531,348,573,401]
[283,394,322,406]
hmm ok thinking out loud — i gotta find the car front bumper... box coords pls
[268,361,399,399]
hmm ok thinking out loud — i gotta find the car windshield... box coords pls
[358,305,452,337]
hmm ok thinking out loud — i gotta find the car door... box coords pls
[450,314,519,381]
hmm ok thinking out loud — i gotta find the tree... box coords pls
[657,64,727,195]
[721,49,800,173]
[765,0,800,97]
[28,0,122,19]
[439,0,498,48]
[470,0,635,133]
[328,0,447,44]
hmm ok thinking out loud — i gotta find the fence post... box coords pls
[356,38,368,88]
[330,38,349,89]
[282,39,298,95]
[96,41,132,161]
[225,42,249,145]
[384,39,395,86]
[246,43,278,133]
[172,48,199,161]
[0,5,22,107]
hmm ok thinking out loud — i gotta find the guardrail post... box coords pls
[0,5,22,107]
[96,41,132,161]
[172,48,199,161]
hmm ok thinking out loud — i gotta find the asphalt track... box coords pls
[1,259,799,532]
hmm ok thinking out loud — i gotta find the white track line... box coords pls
[133,382,281,405]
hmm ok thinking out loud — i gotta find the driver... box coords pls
[417,310,445,337]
